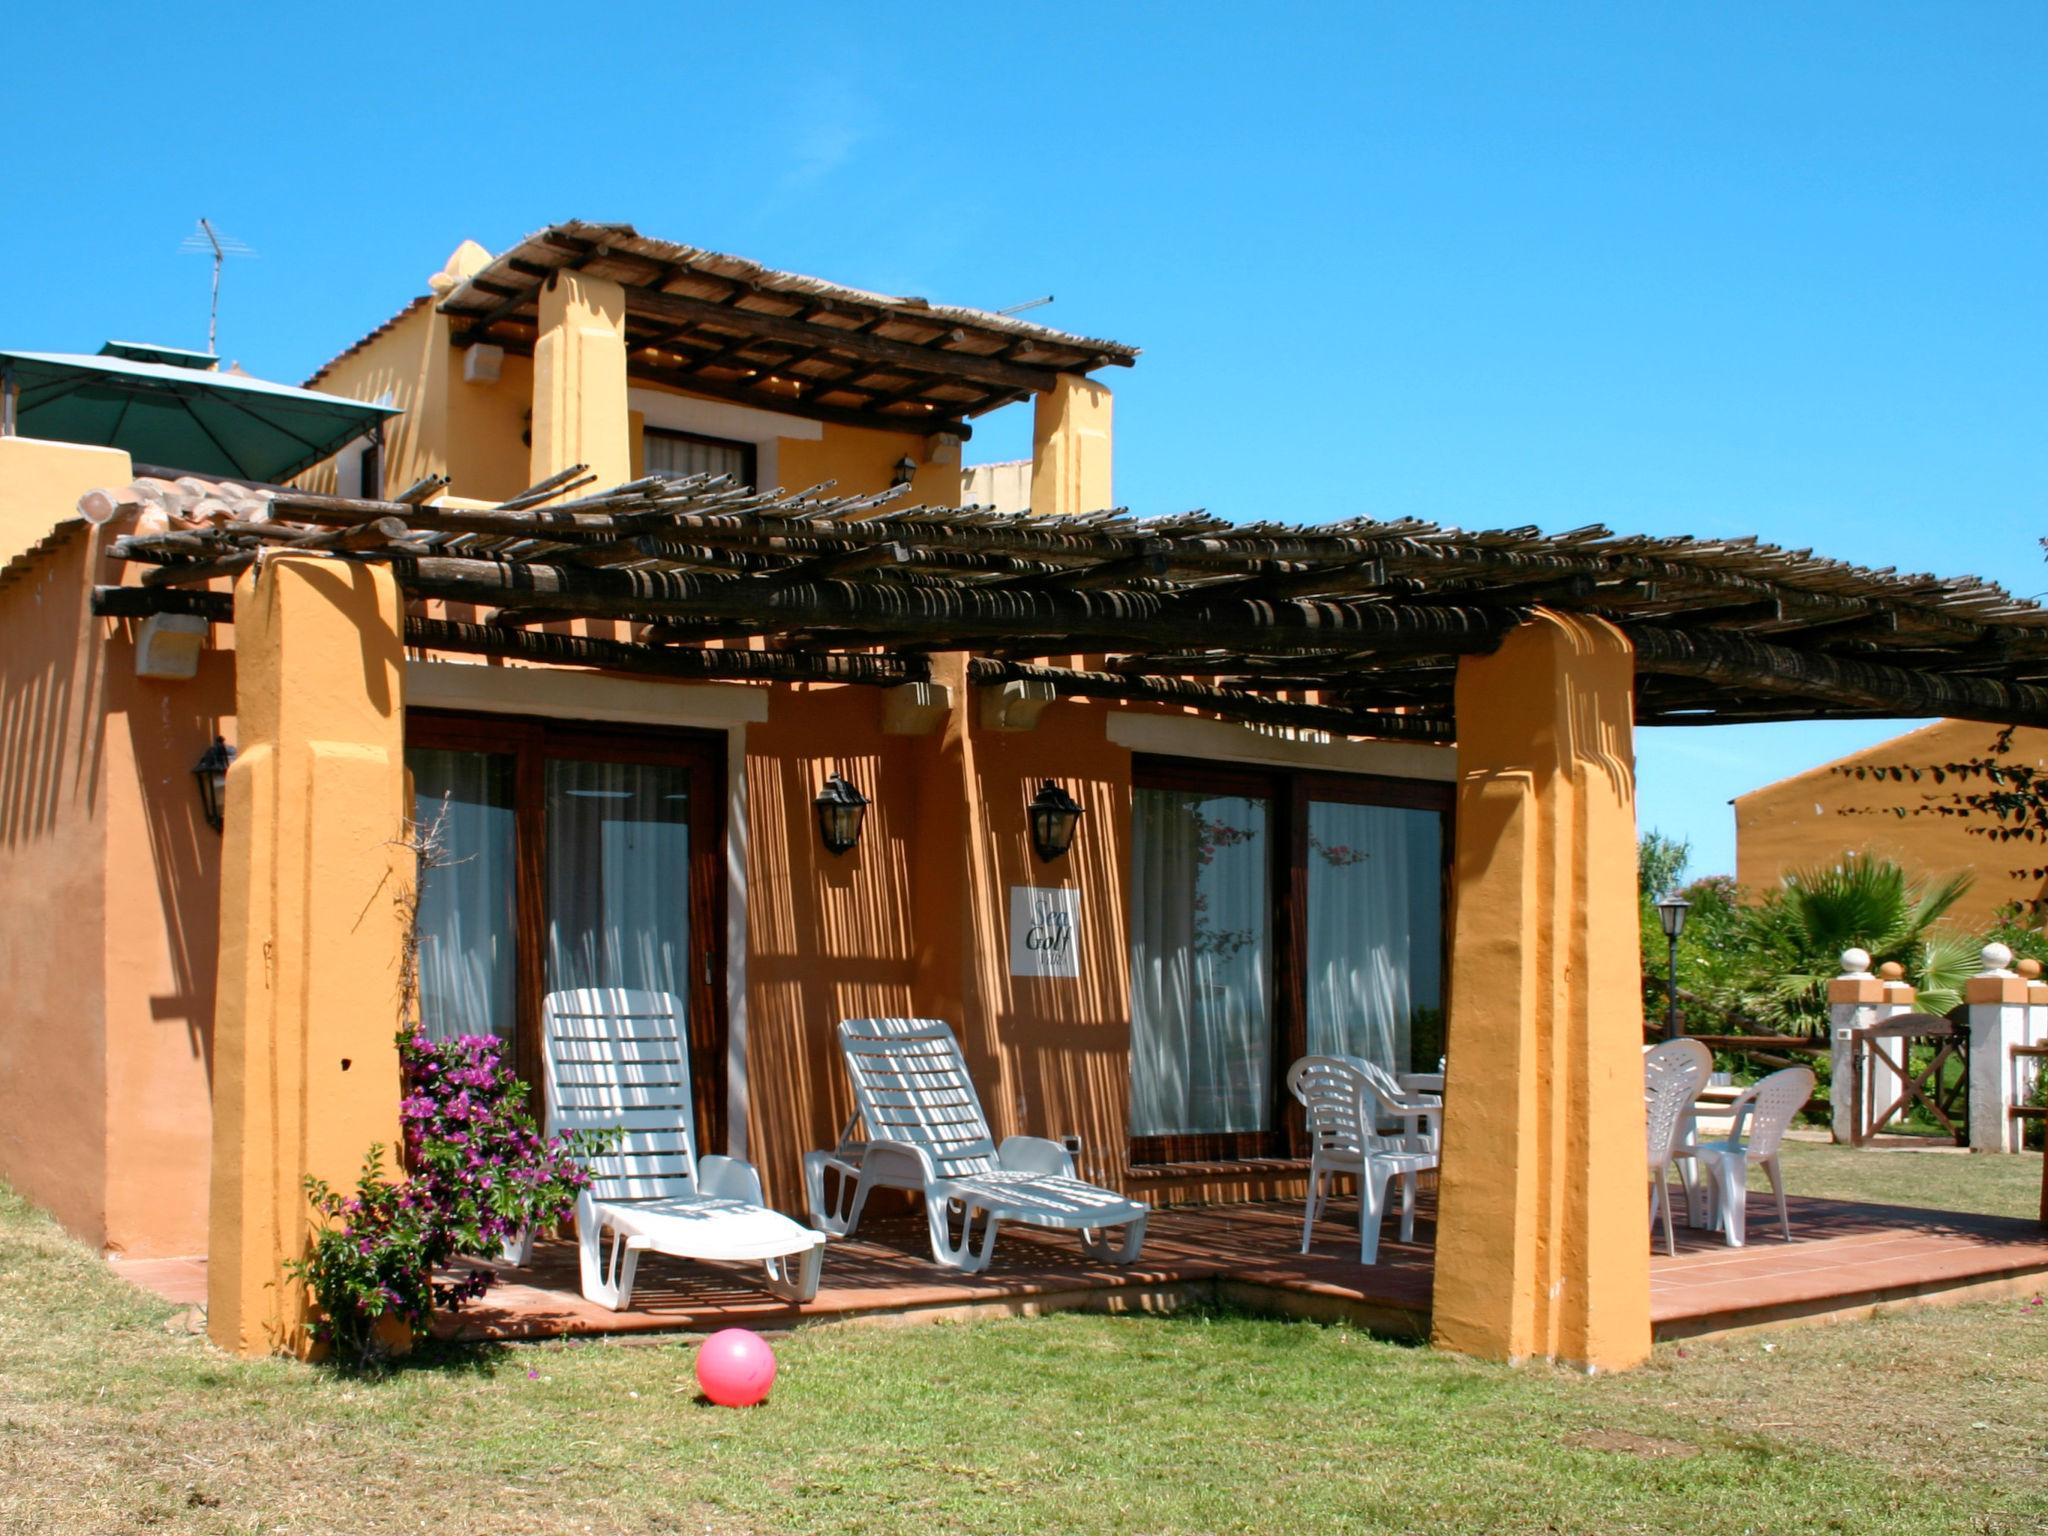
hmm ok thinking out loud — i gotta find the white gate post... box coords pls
[2026,960,2048,1125]
[1965,943,2028,1153]
[1828,949,1882,1144]
[1874,960,1918,1126]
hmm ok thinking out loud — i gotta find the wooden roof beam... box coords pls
[966,660,1455,742]
[621,284,1070,396]
[408,618,924,685]
[1631,626,2048,729]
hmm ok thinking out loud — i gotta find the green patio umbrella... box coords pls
[0,342,399,484]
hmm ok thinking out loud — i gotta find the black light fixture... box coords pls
[891,454,918,487]
[194,734,235,833]
[813,771,870,856]
[1027,780,1084,863]
[1654,892,1692,1037]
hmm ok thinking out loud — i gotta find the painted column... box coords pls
[1966,943,2030,1153]
[1029,374,1113,515]
[1432,609,1649,1372]
[1827,950,1885,1143]
[2025,962,2048,1140]
[529,268,632,492]
[207,555,411,1359]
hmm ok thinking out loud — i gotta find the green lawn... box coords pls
[2,1162,2044,1536]
[1770,1136,2044,1219]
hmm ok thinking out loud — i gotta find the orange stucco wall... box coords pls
[98,581,235,1258]
[1735,720,2048,924]
[0,513,237,1259]
[733,671,1358,1212]
[300,301,539,506]
[0,527,112,1245]
[737,668,1135,1210]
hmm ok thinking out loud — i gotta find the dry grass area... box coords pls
[1,1163,2044,1536]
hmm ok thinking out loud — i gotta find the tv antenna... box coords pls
[178,218,255,356]
[996,295,1054,316]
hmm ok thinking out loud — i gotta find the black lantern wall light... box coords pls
[813,771,870,856]
[1028,780,1084,863]
[193,735,235,832]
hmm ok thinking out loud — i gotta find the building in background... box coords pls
[1735,720,2048,925]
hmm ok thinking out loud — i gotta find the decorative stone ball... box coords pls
[1877,961,1906,981]
[696,1327,777,1407]
[2020,958,2043,981]
[1839,947,1872,974]
[1983,942,2016,972]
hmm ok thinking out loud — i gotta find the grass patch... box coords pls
[1770,1137,2043,1219]
[2,1172,2044,1535]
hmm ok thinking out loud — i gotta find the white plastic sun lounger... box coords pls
[804,1016,1148,1273]
[544,988,824,1309]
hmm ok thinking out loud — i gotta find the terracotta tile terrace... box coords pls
[112,1191,2048,1346]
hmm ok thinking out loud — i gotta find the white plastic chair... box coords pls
[1694,1066,1816,1248]
[1285,1055,1440,1266]
[543,988,825,1309]
[1644,1038,1712,1256]
[804,1017,1148,1273]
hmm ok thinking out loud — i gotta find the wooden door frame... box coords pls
[406,709,729,1151]
[1128,755,1454,1167]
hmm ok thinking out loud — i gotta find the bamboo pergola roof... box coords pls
[88,467,2048,739]
[345,221,1140,441]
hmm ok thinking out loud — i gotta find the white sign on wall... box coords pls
[1008,886,1080,979]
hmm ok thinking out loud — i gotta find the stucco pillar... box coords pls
[1828,949,1885,1142]
[1966,943,2032,1153]
[530,269,632,492]
[1029,374,1112,515]
[208,556,411,1358]
[1432,608,1649,1371]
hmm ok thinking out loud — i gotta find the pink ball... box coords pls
[695,1327,777,1407]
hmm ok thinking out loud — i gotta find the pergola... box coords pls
[94,467,2048,732]
[311,220,1140,443]
[86,466,2048,1372]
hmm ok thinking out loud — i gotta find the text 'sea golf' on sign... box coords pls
[1009,886,1080,979]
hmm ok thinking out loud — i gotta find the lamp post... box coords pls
[1655,892,1691,1037]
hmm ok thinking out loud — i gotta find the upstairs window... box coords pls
[645,427,755,489]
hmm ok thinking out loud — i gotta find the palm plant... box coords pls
[1740,858,1973,1034]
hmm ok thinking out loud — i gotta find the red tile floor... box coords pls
[110,1188,2048,1345]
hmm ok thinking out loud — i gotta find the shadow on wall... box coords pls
[744,711,922,1210]
[0,531,104,850]
[108,633,232,1080]
[982,758,1136,1185]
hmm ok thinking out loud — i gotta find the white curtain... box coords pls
[409,749,516,1043]
[545,759,691,1000]
[1129,789,1271,1136]
[1304,801,1442,1072]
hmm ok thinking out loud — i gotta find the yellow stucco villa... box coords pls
[4,221,2044,1373]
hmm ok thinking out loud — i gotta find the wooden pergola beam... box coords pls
[406,618,926,685]
[618,285,1069,397]
[91,585,234,622]
[1631,626,2048,729]
[386,554,1532,657]
[968,659,1454,741]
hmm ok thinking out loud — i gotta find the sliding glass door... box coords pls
[1128,758,1450,1164]
[1129,774,1275,1155]
[1303,796,1444,1073]
[406,713,725,1146]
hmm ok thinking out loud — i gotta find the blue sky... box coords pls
[7,3,2043,879]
